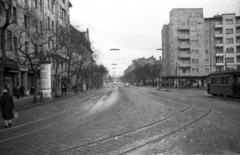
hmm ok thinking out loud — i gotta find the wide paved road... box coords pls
[0,84,240,155]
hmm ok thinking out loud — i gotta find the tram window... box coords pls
[226,76,232,85]
[220,77,225,84]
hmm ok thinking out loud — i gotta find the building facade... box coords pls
[0,0,72,94]
[205,14,240,73]
[161,8,240,87]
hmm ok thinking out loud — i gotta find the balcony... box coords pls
[215,52,224,56]
[215,33,223,38]
[178,26,190,30]
[179,63,191,68]
[178,35,190,40]
[178,53,190,58]
[215,24,223,28]
[178,45,190,49]
[216,62,224,66]
[215,43,223,47]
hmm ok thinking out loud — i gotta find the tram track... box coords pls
[118,89,214,155]
[0,89,109,143]
[49,87,198,155]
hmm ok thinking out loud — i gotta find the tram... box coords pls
[207,69,240,98]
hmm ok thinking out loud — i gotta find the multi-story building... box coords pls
[162,8,205,87]
[205,13,240,73]
[161,8,240,87]
[0,0,72,94]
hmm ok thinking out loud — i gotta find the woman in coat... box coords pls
[0,89,15,128]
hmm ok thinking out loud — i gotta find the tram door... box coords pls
[233,75,238,97]
[238,75,240,97]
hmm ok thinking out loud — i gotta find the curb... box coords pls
[16,92,82,111]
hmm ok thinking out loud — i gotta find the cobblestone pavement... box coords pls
[0,85,240,155]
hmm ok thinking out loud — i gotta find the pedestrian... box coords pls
[61,83,67,97]
[20,85,25,98]
[4,85,10,95]
[0,89,15,128]
[16,86,20,99]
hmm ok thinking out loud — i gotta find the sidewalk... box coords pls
[13,91,78,110]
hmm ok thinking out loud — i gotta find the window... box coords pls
[197,22,202,28]
[216,57,223,63]
[236,18,240,24]
[206,68,210,73]
[192,68,199,73]
[48,17,50,29]
[197,13,202,17]
[205,59,209,63]
[33,0,37,8]
[182,59,190,64]
[226,57,234,63]
[192,59,199,64]
[237,37,240,43]
[52,21,54,31]
[191,31,197,36]
[52,58,55,68]
[181,22,185,26]
[237,56,240,63]
[34,19,38,32]
[13,37,18,53]
[226,29,233,34]
[205,31,208,36]
[192,49,198,54]
[25,0,28,6]
[205,50,209,55]
[40,21,43,33]
[48,0,50,10]
[6,30,12,50]
[0,1,2,14]
[40,0,43,12]
[191,40,198,45]
[226,47,234,53]
[226,19,233,25]
[237,46,240,53]
[191,21,198,26]
[226,38,234,44]
[52,0,54,12]
[24,15,28,29]
[13,7,17,24]
[216,67,223,72]
[216,48,223,53]
[205,40,208,45]
[25,42,29,54]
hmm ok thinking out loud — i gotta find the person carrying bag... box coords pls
[0,89,15,128]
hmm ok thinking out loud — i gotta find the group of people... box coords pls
[13,85,25,99]
[0,88,15,128]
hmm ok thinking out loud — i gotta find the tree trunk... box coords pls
[54,61,60,97]
[33,71,38,102]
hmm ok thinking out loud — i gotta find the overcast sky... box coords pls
[70,0,240,77]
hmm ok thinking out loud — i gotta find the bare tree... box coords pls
[14,5,63,102]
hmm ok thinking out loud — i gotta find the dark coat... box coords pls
[0,92,15,120]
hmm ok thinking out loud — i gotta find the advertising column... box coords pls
[40,61,52,99]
